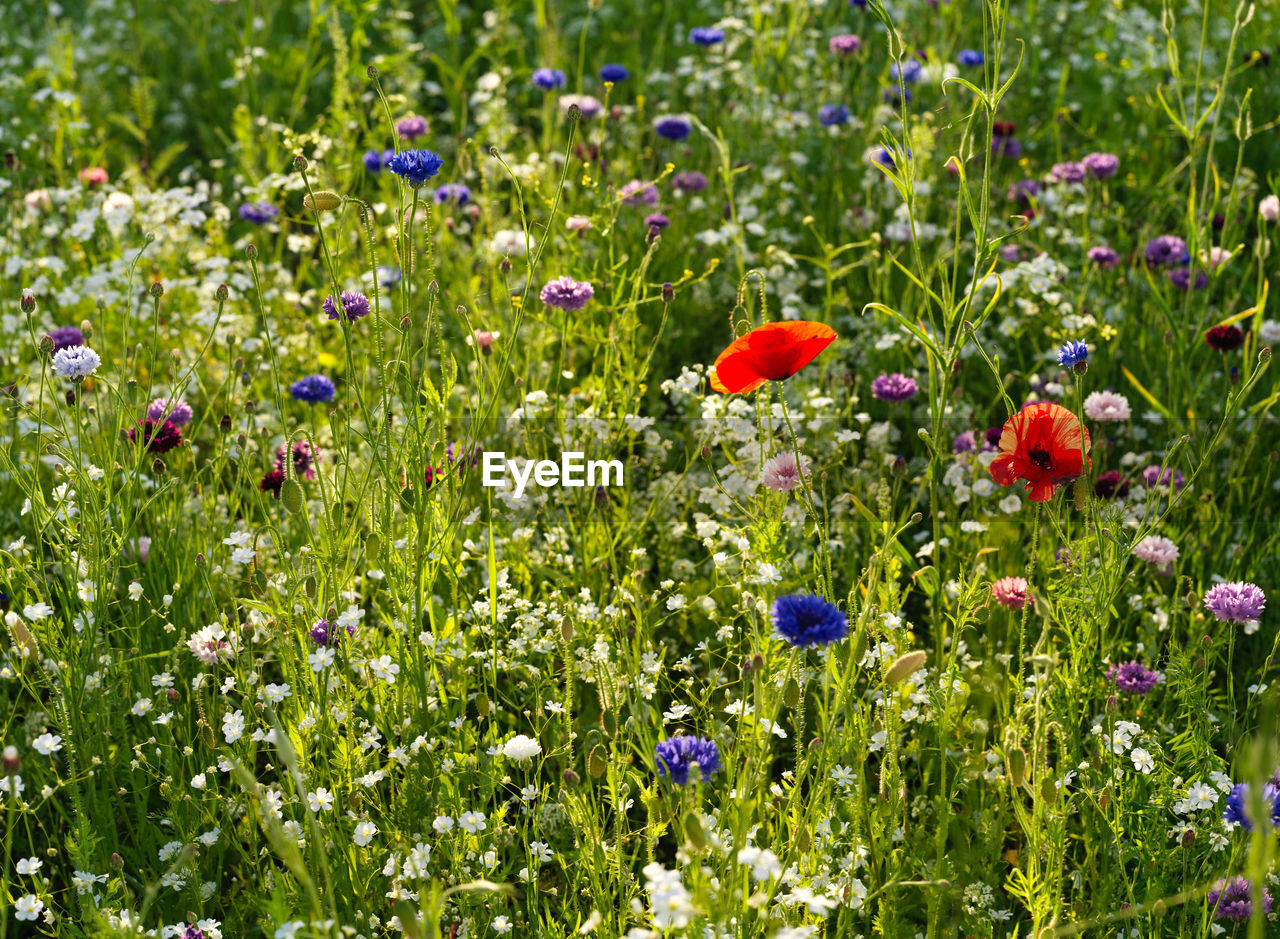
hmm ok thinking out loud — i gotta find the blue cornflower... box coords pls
[772,593,848,648]
[290,374,337,404]
[377,265,402,288]
[386,149,444,188]
[600,63,629,83]
[238,202,278,224]
[689,26,725,46]
[818,104,851,127]
[532,68,566,91]
[654,116,692,141]
[1056,339,1089,370]
[1223,781,1280,831]
[363,149,394,173]
[958,49,985,66]
[655,735,721,785]
[890,59,924,83]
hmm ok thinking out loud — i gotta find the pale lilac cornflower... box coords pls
[51,345,101,381]
[619,179,659,205]
[761,451,810,492]
[1081,152,1119,179]
[1049,162,1087,184]
[871,372,918,402]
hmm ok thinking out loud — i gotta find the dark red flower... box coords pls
[710,321,837,394]
[989,403,1092,502]
[259,470,285,497]
[130,418,181,454]
[1093,470,1130,499]
[1205,325,1244,351]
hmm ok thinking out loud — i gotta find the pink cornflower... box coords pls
[1083,390,1131,422]
[992,576,1032,610]
[761,451,810,492]
[1133,535,1179,568]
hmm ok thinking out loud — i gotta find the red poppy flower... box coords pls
[710,321,837,394]
[989,402,1091,502]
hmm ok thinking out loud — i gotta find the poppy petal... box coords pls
[709,321,837,394]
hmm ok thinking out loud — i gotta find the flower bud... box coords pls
[293,155,309,170]
[246,244,259,260]
[38,334,54,355]
[215,283,229,301]
[303,190,343,212]
[662,282,674,302]
[2,745,19,772]
[149,282,164,299]
[20,289,35,314]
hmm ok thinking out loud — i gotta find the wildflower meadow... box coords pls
[4,0,1280,936]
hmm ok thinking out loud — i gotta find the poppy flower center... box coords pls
[1028,444,1053,470]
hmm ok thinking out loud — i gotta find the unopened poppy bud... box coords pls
[303,190,343,212]
[150,282,164,298]
[662,282,674,302]
[20,289,35,314]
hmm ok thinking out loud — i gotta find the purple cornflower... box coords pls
[323,290,371,323]
[1168,268,1207,290]
[1049,162,1087,184]
[275,440,319,480]
[385,149,444,188]
[655,735,721,785]
[1141,464,1184,491]
[983,426,1003,450]
[772,593,848,648]
[290,374,337,404]
[146,397,194,427]
[447,442,481,467]
[871,372,918,402]
[1082,152,1119,179]
[829,34,862,55]
[1203,582,1266,625]
[1106,661,1160,694]
[1087,246,1119,267]
[619,179,659,205]
[310,618,355,647]
[1223,776,1280,830]
[238,202,278,224]
[644,213,670,230]
[1207,878,1273,921]
[889,59,924,83]
[991,137,1023,159]
[433,183,471,205]
[654,116,692,141]
[599,63,629,83]
[396,115,429,140]
[1007,179,1040,206]
[182,928,205,939]
[540,276,595,312]
[818,104,851,127]
[1145,235,1189,267]
[958,49,984,66]
[953,430,977,453]
[672,170,708,193]
[689,26,725,46]
[46,325,85,352]
[532,68,566,91]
